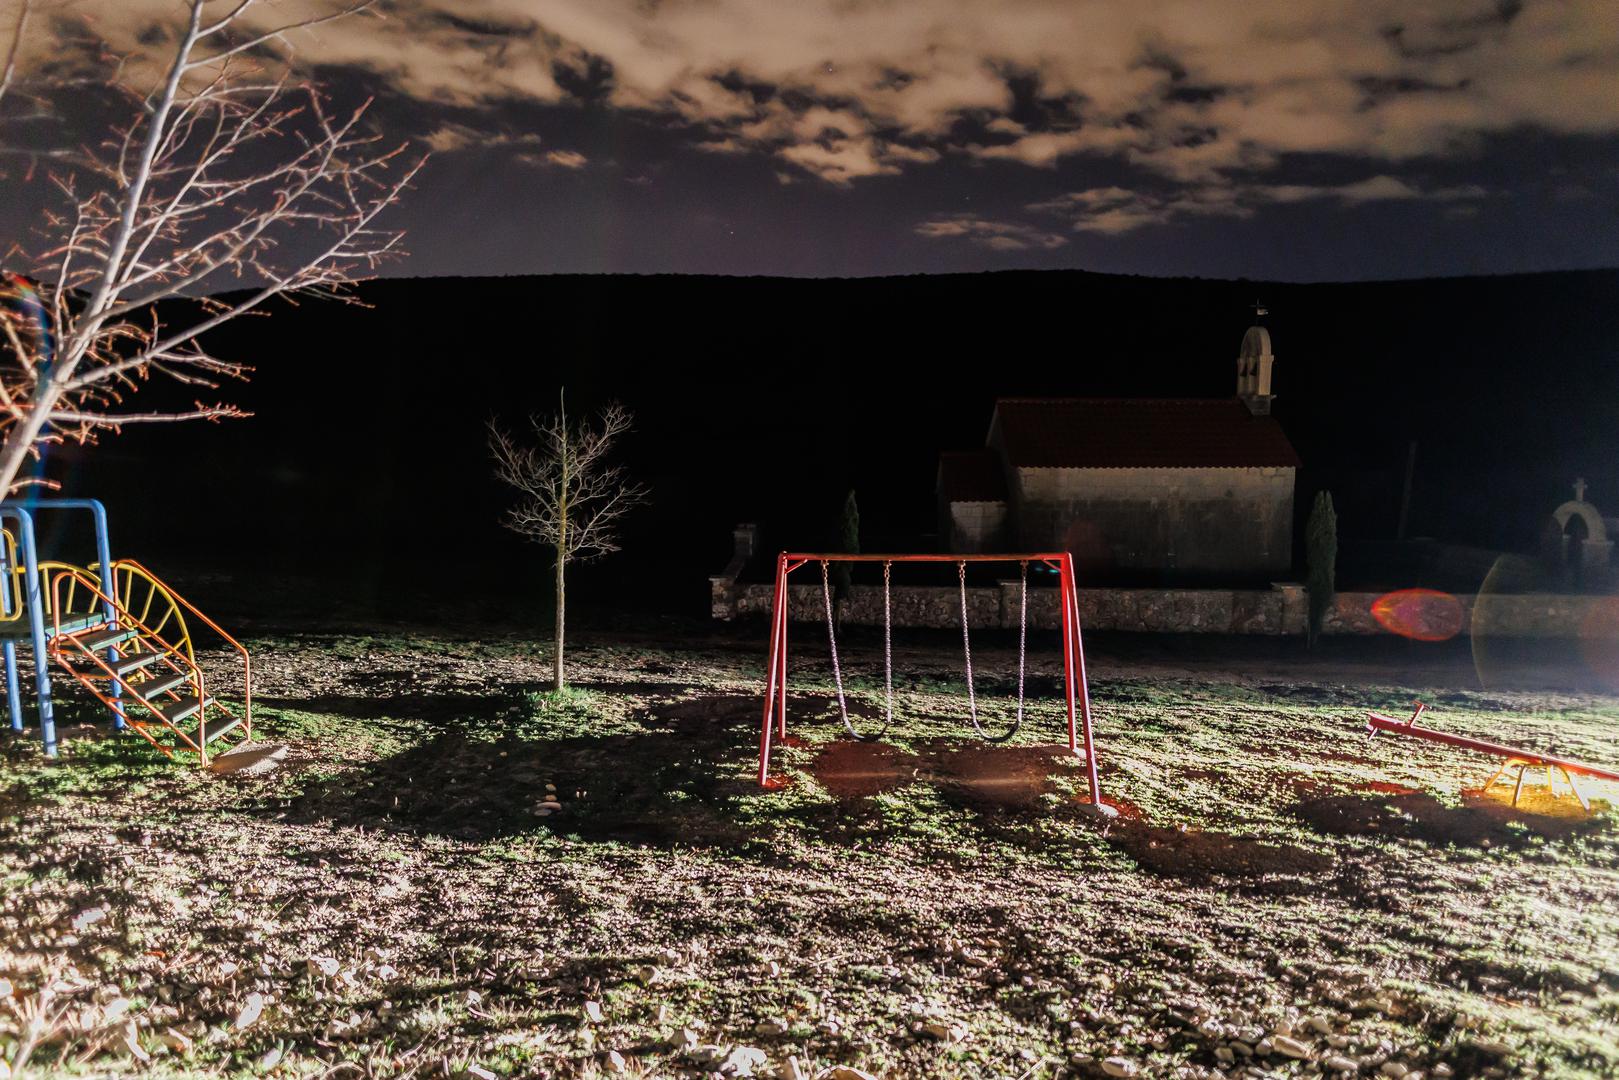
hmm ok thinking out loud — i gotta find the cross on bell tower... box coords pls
[1574,477,1588,503]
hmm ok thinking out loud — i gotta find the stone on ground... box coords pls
[209,743,289,776]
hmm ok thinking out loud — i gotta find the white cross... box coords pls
[1574,477,1588,502]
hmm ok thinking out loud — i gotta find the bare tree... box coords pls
[0,0,421,495]
[490,394,648,691]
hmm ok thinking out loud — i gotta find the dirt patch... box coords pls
[812,740,924,799]
[1294,786,1610,848]
[809,739,1084,809]
[1107,822,1332,881]
[1364,781,1420,795]
[932,743,1072,811]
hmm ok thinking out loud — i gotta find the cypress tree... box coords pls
[835,489,860,596]
[1306,491,1338,646]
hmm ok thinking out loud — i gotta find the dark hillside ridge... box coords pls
[40,267,1619,615]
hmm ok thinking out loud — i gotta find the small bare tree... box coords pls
[0,0,420,495]
[490,394,647,691]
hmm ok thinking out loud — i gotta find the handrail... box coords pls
[109,559,250,740]
[50,567,197,684]
[49,566,207,755]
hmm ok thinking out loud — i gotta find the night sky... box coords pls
[4,0,1618,281]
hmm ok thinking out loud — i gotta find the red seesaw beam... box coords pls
[1367,703,1619,784]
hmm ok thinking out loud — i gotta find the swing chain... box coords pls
[1016,560,1027,727]
[821,558,885,742]
[958,560,978,731]
[883,560,894,728]
[959,559,1023,743]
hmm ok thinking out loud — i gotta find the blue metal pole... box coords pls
[0,498,125,731]
[12,510,55,757]
[0,520,18,734]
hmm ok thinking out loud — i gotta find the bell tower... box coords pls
[1236,305,1275,416]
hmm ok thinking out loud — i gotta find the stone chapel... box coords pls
[937,321,1300,583]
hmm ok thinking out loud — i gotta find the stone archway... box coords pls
[1551,499,1607,546]
[1548,491,1613,592]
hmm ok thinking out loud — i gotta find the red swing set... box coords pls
[757,552,1104,809]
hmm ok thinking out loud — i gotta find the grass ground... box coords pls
[1,620,1617,1079]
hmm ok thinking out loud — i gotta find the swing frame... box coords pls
[758,551,1103,809]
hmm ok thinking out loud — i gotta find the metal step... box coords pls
[75,626,139,653]
[111,649,168,677]
[125,670,191,702]
[44,615,103,638]
[148,694,215,727]
[198,713,244,745]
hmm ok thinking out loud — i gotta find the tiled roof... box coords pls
[937,450,1008,503]
[992,398,1301,469]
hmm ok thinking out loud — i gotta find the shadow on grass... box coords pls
[1293,784,1612,850]
[268,689,1145,858]
[1,699,182,806]
[805,734,1337,889]
[274,693,770,847]
[264,687,1353,895]
[259,693,531,723]
[261,678,707,724]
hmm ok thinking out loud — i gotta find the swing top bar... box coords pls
[777,552,1071,564]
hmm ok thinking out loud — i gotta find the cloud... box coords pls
[777,140,898,184]
[1026,186,1245,234]
[14,0,1619,198]
[1264,175,1488,205]
[541,149,587,169]
[512,147,588,169]
[914,214,1068,251]
[422,123,544,153]
[1026,174,1488,234]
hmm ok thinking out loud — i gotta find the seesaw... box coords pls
[1367,702,1619,812]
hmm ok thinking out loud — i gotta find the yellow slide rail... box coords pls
[0,530,21,625]
[0,530,194,662]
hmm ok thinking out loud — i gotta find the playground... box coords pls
[2,607,1617,1079]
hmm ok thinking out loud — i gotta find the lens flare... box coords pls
[1,274,57,494]
[1371,588,1465,642]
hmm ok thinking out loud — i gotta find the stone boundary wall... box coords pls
[712,552,1611,641]
[712,578,1309,633]
[711,579,1615,637]
[710,528,1614,637]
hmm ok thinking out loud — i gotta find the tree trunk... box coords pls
[553,541,566,691]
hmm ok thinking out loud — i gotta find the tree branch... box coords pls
[0,0,420,496]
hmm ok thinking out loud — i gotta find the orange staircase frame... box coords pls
[48,563,250,764]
